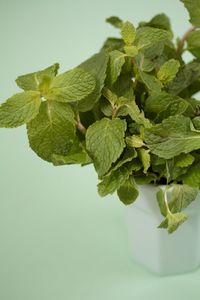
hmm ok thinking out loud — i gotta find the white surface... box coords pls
[126,185,200,275]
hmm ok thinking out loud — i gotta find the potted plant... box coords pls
[1,0,200,275]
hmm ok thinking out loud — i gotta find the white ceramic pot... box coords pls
[125,185,200,275]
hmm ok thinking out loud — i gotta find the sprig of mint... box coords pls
[1,0,200,233]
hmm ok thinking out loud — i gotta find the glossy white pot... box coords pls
[125,185,200,275]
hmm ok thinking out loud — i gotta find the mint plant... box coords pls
[1,0,200,233]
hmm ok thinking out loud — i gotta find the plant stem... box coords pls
[164,188,172,216]
[176,26,195,54]
[76,113,86,135]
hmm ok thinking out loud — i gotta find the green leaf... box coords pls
[135,27,171,50]
[47,68,95,103]
[106,16,123,28]
[0,91,41,128]
[159,212,187,234]
[145,115,200,159]
[182,162,200,187]
[111,148,138,172]
[181,0,200,27]
[98,162,136,196]
[86,118,127,177]
[157,59,180,84]
[77,52,109,111]
[121,21,136,45]
[187,30,200,58]
[106,50,126,85]
[168,60,200,95]
[117,177,139,205]
[154,99,188,123]
[145,92,188,119]
[139,71,163,93]
[124,45,138,57]
[156,188,167,217]
[101,38,124,53]
[52,146,91,165]
[118,97,151,128]
[27,101,76,162]
[140,13,172,31]
[138,148,151,173]
[111,74,134,99]
[15,63,59,91]
[126,135,144,148]
[168,184,198,213]
[175,153,195,168]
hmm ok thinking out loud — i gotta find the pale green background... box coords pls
[1,0,200,299]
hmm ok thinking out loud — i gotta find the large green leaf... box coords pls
[106,50,126,85]
[135,27,171,50]
[145,115,200,159]
[167,60,200,95]
[117,177,139,205]
[168,184,198,212]
[16,63,59,91]
[0,91,41,128]
[181,0,200,27]
[47,68,95,103]
[27,101,76,162]
[77,52,109,111]
[86,117,127,177]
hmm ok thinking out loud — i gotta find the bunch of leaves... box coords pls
[1,0,200,233]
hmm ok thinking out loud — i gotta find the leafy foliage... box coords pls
[1,1,200,233]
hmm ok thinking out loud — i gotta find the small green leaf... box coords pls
[118,96,151,128]
[0,91,41,128]
[16,63,59,91]
[138,148,151,173]
[126,135,144,148]
[117,177,139,205]
[159,212,188,234]
[47,68,95,103]
[106,16,123,28]
[121,21,136,45]
[124,45,138,57]
[27,101,76,162]
[175,153,195,168]
[157,59,180,84]
[107,50,126,85]
[86,118,127,177]
[139,71,163,93]
[98,162,136,196]
[181,0,200,27]
[140,13,172,31]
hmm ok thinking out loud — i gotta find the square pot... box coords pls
[125,185,200,275]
